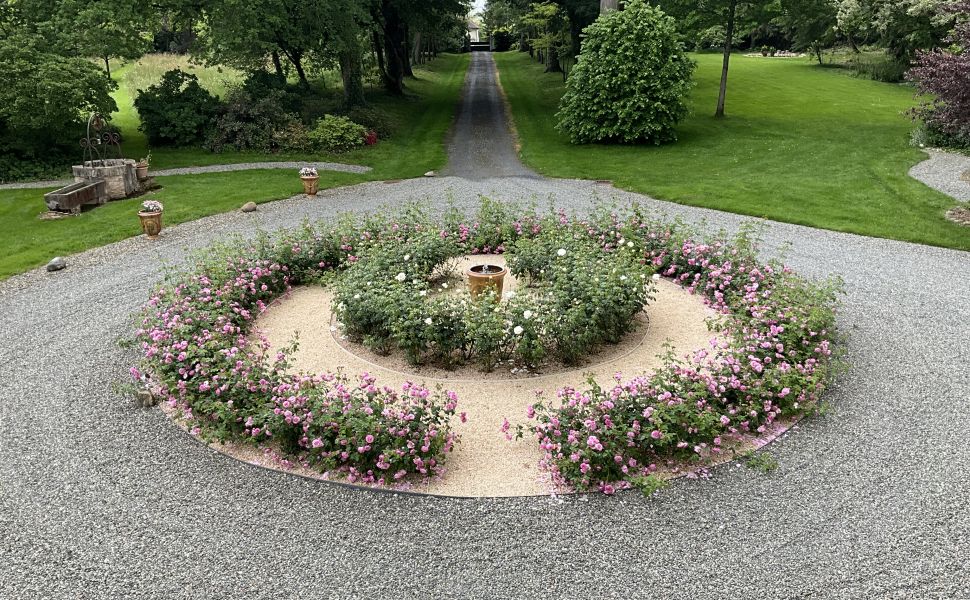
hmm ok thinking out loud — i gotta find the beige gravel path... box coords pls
[253,256,717,497]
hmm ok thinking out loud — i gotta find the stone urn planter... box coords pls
[301,176,320,196]
[135,161,149,180]
[138,200,164,239]
[466,264,507,300]
[138,211,163,238]
[299,167,319,196]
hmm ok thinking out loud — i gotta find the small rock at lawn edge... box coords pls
[241,202,257,213]
[46,257,67,272]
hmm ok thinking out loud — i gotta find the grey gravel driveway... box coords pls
[1,176,968,599]
[2,50,969,599]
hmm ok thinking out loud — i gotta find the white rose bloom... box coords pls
[395,272,406,282]
[419,290,427,296]
[652,274,661,281]
[513,325,524,335]
[424,317,433,325]
[403,254,410,261]
[441,282,449,289]
[618,238,625,245]
[523,310,533,320]
[627,241,634,248]
[620,275,627,281]
[557,248,567,257]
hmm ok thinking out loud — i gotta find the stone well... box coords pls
[72,159,140,200]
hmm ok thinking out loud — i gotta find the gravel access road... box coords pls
[441,52,538,179]
[2,50,969,599]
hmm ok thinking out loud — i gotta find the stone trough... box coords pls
[43,180,107,214]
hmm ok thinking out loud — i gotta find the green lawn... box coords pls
[495,51,969,251]
[0,53,470,280]
[113,53,469,176]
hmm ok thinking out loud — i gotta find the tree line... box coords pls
[480,0,963,120]
[0,0,472,180]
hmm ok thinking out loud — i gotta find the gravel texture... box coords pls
[1,176,969,599]
[2,57,970,598]
[441,52,538,179]
[0,161,371,190]
[908,148,970,202]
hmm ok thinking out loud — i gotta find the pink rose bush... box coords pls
[523,219,844,494]
[133,226,459,485]
[132,200,842,493]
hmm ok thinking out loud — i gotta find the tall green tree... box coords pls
[54,0,151,78]
[368,0,468,95]
[658,0,772,117]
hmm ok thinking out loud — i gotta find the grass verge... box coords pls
[0,54,470,280]
[494,51,969,251]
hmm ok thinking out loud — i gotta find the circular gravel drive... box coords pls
[1,176,968,598]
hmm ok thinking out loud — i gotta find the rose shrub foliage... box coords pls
[523,223,844,494]
[134,200,842,493]
[332,203,655,370]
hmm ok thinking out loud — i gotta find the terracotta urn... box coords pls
[301,176,320,196]
[466,264,507,300]
[138,211,163,238]
[135,162,149,180]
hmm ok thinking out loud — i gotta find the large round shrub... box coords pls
[556,0,694,145]
[134,69,221,146]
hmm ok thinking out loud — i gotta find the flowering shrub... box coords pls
[331,207,655,371]
[133,227,459,485]
[307,114,366,153]
[133,199,842,493]
[140,199,163,213]
[522,220,844,494]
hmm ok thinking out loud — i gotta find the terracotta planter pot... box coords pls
[466,264,507,300]
[135,163,149,180]
[301,176,320,196]
[138,211,163,238]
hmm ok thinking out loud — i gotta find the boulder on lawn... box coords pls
[241,202,257,213]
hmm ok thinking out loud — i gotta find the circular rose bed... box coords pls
[332,206,654,371]
[133,200,843,494]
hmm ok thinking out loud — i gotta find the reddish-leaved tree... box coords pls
[907,1,970,146]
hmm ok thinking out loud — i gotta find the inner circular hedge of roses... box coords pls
[332,211,654,371]
[132,200,842,493]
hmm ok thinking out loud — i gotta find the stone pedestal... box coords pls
[73,159,139,200]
